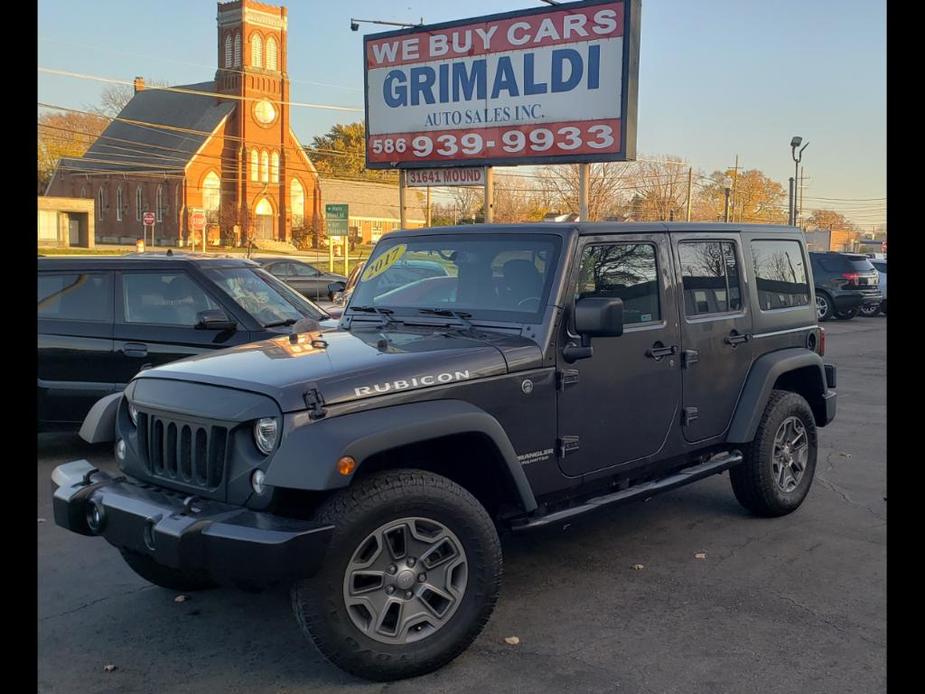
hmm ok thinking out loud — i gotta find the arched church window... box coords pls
[251,34,263,68]
[266,37,278,71]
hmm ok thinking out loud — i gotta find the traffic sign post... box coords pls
[325,204,349,275]
[189,209,207,253]
[142,211,155,249]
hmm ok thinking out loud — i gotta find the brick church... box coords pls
[46,0,322,247]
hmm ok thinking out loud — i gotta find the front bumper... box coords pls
[52,460,333,587]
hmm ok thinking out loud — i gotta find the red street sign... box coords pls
[143,211,155,225]
[189,211,206,231]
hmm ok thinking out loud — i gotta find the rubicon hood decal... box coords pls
[354,370,471,397]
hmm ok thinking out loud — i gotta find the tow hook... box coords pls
[78,467,100,487]
[182,495,202,515]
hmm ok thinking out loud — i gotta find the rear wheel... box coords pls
[859,303,881,317]
[835,307,858,320]
[730,390,818,517]
[291,469,502,681]
[815,292,834,321]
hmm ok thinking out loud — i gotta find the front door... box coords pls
[556,234,682,477]
[68,217,80,246]
[671,232,754,442]
[113,270,244,386]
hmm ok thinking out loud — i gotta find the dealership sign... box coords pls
[364,0,639,169]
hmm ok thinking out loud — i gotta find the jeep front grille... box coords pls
[138,413,228,490]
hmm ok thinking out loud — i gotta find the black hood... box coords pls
[134,325,543,412]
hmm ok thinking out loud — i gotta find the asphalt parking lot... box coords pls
[37,317,886,694]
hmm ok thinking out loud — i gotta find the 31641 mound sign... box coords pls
[363,0,640,169]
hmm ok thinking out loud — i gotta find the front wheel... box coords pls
[291,470,502,681]
[730,390,818,517]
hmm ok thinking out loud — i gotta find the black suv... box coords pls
[809,251,881,321]
[52,224,836,681]
[38,253,330,429]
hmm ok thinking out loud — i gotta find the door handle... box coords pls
[724,331,751,346]
[122,342,148,358]
[646,343,677,360]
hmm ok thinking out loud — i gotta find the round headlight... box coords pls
[128,402,138,426]
[254,417,279,455]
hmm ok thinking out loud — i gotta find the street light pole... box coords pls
[790,136,809,227]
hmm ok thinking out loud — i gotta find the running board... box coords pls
[511,451,743,531]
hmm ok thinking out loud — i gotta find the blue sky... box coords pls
[38,0,886,228]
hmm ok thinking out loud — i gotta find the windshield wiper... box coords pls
[417,308,474,331]
[263,318,297,328]
[348,305,400,328]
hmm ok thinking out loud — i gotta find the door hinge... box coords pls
[556,369,580,390]
[682,350,699,368]
[304,387,327,420]
[681,407,699,426]
[557,436,580,458]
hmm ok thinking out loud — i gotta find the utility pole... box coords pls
[686,167,693,221]
[484,167,494,223]
[788,177,795,225]
[799,170,806,229]
[398,170,407,229]
[731,154,739,222]
[578,163,590,221]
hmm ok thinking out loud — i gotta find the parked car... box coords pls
[53,223,835,681]
[327,258,450,307]
[253,256,346,301]
[860,260,887,316]
[38,253,331,430]
[808,252,881,321]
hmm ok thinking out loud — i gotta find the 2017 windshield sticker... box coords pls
[354,370,470,397]
[362,244,407,281]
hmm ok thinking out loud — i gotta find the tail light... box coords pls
[840,273,860,280]
[818,327,826,356]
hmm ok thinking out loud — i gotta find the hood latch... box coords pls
[304,387,327,420]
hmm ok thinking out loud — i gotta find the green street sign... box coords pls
[325,203,349,236]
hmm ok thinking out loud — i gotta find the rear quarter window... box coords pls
[750,240,810,311]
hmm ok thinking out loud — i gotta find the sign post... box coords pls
[142,211,155,249]
[325,203,349,275]
[189,209,206,254]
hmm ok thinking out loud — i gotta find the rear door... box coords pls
[671,232,753,442]
[113,269,246,386]
[556,233,682,476]
[38,270,115,424]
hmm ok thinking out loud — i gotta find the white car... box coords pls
[861,260,887,316]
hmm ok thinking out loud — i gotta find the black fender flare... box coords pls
[78,392,123,444]
[265,399,538,513]
[726,348,828,444]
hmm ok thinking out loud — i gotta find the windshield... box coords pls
[203,267,326,325]
[349,234,561,323]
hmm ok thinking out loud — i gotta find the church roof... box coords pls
[58,82,235,175]
[320,177,428,223]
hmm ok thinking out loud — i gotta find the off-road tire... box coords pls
[119,549,217,592]
[730,390,818,517]
[291,469,502,682]
[815,291,834,322]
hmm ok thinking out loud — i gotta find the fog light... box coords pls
[86,500,105,533]
[254,418,279,455]
[251,469,267,495]
[128,402,138,426]
[115,439,126,460]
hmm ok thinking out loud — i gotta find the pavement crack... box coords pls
[775,593,885,649]
[40,584,155,622]
[815,474,885,520]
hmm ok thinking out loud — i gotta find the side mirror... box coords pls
[563,297,623,363]
[327,281,346,301]
[196,309,236,331]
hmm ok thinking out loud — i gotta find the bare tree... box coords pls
[92,79,170,117]
[626,156,690,221]
[538,162,631,221]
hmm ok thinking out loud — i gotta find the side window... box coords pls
[290,263,321,277]
[121,272,220,326]
[751,240,810,310]
[38,273,113,322]
[267,262,291,277]
[577,243,660,325]
[678,241,742,316]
